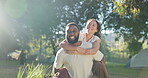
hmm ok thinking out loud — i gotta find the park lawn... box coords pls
[0,59,148,78]
[0,59,19,66]
[0,59,19,78]
[107,62,148,78]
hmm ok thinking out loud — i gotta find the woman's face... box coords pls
[86,20,98,34]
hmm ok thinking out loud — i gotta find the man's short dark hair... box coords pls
[66,22,80,30]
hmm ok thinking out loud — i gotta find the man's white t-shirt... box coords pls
[54,36,104,78]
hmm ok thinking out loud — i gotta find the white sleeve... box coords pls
[91,35,100,43]
[79,41,92,49]
[53,48,64,69]
[80,41,104,61]
[93,50,104,61]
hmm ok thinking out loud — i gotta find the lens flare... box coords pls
[5,0,27,18]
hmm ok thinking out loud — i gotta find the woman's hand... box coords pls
[59,40,69,48]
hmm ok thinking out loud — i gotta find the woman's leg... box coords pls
[92,56,108,78]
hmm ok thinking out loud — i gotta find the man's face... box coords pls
[66,25,79,44]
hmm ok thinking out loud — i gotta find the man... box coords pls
[53,22,103,78]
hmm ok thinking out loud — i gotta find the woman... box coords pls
[60,19,108,78]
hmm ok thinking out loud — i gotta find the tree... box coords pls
[0,16,31,55]
[53,0,114,30]
[0,0,62,59]
[104,0,148,55]
[13,0,63,58]
[50,0,114,55]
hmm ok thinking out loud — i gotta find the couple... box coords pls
[53,19,108,78]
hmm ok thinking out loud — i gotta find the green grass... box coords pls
[17,63,52,78]
[0,59,19,66]
[0,59,19,78]
[0,58,148,78]
[107,62,148,78]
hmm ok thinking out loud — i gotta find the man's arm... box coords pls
[53,49,64,73]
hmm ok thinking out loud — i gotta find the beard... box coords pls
[66,35,79,44]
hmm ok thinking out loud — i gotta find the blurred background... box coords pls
[0,0,147,78]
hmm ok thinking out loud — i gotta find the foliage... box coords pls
[104,0,148,55]
[27,36,58,61]
[100,38,110,56]
[53,0,113,29]
[127,39,142,55]
[113,0,142,17]
[0,20,31,54]
[17,63,51,78]
[0,0,114,57]
[23,0,114,56]
[0,0,62,56]
[1,0,147,57]
[19,0,64,56]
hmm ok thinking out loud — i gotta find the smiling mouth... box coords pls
[69,36,75,40]
[88,29,94,32]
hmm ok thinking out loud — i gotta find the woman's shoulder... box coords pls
[89,35,100,43]
[93,35,100,40]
